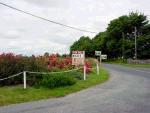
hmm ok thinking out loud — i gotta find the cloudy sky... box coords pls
[0,0,149,55]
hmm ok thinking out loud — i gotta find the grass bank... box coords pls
[0,68,109,106]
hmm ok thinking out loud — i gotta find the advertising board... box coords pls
[72,51,85,66]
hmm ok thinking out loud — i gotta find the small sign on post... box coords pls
[95,51,101,56]
[95,51,101,64]
[101,55,107,60]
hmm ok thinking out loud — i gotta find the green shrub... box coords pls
[36,74,77,88]
[67,71,83,80]
[0,53,82,87]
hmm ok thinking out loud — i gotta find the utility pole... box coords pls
[134,27,137,59]
[122,32,125,59]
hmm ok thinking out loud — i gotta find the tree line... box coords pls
[70,12,150,59]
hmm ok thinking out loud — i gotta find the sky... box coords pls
[0,0,150,56]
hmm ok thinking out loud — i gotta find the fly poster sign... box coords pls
[72,51,85,66]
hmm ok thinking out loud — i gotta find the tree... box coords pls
[92,32,107,54]
[106,12,148,58]
[70,12,150,59]
[70,36,94,57]
[137,33,150,59]
[44,52,49,57]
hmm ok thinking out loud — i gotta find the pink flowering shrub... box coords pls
[0,53,93,86]
[47,55,73,70]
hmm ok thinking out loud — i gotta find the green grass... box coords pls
[0,68,109,106]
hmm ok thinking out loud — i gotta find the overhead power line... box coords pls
[0,2,97,34]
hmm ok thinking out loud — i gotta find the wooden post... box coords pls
[23,71,26,89]
[96,63,99,75]
[84,65,86,80]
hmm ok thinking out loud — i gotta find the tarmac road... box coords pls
[0,64,150,113]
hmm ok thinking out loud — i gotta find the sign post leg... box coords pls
[23,71,26,89]
[84,65,86,80]
[96,63,99,75]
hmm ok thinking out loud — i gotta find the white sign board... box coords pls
[101,55,107,59]
[95,51,101,56]
[72,51,85,66]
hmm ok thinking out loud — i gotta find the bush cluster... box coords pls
[0,53,48,86]
[28,71,83,88]
[36,74,77,88]
[0,53,92,88]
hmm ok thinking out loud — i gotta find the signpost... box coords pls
[95,51,101,75]
[72,51,86,80]
[95,51,107,61]
[95,51,101,65]
[95,51,107,76]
